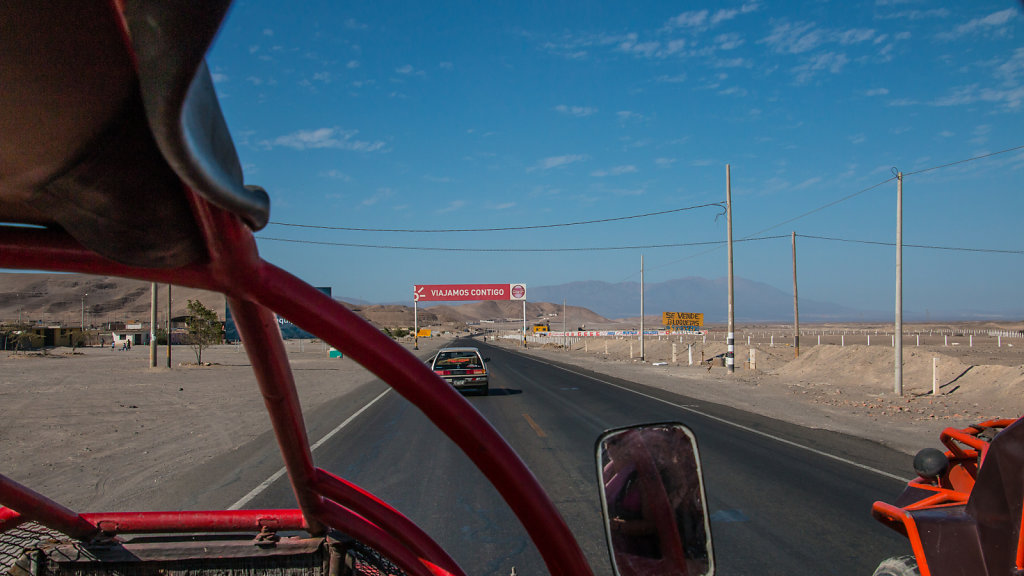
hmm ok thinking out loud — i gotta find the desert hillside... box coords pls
[0,273,608,330]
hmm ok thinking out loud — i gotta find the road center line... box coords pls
[523,355,910,483]
[523,413,548,437]
[228,388,392,510]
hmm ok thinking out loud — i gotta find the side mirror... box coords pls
[597,423,714,576]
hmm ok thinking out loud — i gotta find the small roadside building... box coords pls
[111,324,150,347]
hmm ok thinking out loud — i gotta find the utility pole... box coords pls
[895,172,903,396]
[166,284,172,368]
[726,164,735,374]
[81,293,87,330]
[150,283,157,367]
[792,231,800,357]
[563,299,566,350]
[640,254,645,362]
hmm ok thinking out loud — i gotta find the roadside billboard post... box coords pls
[413,283,527,346]
[662,312,704,330]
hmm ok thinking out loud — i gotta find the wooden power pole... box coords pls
[726,164,735,374]
[792,231,800,357]
[895,172,903,396]
[150,283,157,367]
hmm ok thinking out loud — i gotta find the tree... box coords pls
[186,299,222,364]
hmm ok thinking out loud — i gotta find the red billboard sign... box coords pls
[414,283,527,302]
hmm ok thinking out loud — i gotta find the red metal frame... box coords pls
[0,190,596,576]
[871,419,1021,576]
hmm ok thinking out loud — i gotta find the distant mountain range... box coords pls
[3,273,1020,327]
[526,277,869,323]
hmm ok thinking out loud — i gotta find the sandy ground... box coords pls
[496,332,1024,456]
[0,339,450,512]
[1,331,1022,517]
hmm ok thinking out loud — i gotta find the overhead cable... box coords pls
[267,202,725,233]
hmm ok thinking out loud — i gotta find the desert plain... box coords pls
[0,320,1021,516]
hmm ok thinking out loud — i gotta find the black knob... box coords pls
[913,448,949,481]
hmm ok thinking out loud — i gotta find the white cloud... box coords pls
[996,48,1024,85]
[792,52,849,83]
[262,29,274,37]
[655,158,677,167]
[591,165,638,177]
[763,21,824,54]
[321,170,351,181]
[665,10,709,30]
[617,111,644,122]
[436,200,466,214]
[269,127,387,152]
[494,202,516,210]
[362,188,393,206]
[714,33,745,51]
[531,154,587,171]
[718,86,748,97]
[666,3,757,30]
[395,64,426,76]
[865,88,890,96]
[612,187,646,197]
[211,72,229,84]
[655,73,687,83]
[554,104,598,117]
[439,61,454,69]
[347,60,360,69]
[850,134,866,145]
[793,177,823,190]
[837,29,876,45]
[932,84,1024,109]
[875,8,949,21]
[937,8,1018,40]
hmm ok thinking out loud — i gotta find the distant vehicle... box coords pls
[430,347,490,395]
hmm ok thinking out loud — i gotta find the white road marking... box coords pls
[525,355,911,483]
[227,388,392,510]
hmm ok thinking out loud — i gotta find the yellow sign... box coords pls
[416,328,432,337]
[662,312,703,326]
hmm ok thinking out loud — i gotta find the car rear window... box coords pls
[435,351,483,369]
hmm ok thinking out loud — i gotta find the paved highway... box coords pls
[238,338,913,575]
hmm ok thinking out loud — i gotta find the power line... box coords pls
[266,202,725,233]
[797,234,1024,255]
[741,177,896,240]
[258,142,1024,258]
[742,142,1024,241]
[903,143,1024,177]
[256,235,788,253]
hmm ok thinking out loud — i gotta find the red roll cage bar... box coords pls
[0,2,595,576]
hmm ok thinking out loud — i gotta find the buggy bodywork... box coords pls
[872,418,1024,576]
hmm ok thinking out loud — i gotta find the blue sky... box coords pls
[207,1,1024,318]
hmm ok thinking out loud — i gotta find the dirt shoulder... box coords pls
[0,338,451,511]
[488,334,1024,456]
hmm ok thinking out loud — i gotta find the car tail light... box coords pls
[434,370,450,376]
[468,369,486,375]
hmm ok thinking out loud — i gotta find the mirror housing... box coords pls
[597,423,714,576]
